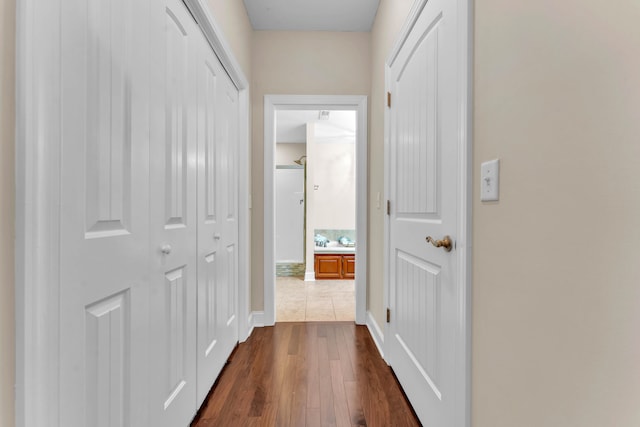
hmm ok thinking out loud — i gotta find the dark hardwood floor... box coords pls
[191,322,421,427]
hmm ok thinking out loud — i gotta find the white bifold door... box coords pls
[148,0,199,425]
[59,0,152,425]
[57,0,240,425]
[195,33,239,407]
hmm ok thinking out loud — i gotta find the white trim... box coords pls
[16,2,252,425]
[457,0,473,425]
[366,311,385,360]
[263,95,368,326]
[249,311,265,329]
[16,0,62,425]
[383,0,472,426]
[183,0,248,90]
[303,272,316,282]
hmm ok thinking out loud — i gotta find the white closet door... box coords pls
[59,0,150,426]
[148,0,198,425]
[196,33,240,405]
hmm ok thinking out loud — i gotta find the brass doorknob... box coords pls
[425,235,453,252]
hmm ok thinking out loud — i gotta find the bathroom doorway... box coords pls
[275,110,357,321]
[263,95,368,325]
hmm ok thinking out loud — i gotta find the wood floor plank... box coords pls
[318,336,337,426]
[330,359,351,427]
[191,322,420,427]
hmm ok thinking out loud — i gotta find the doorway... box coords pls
[274,110,357,321]
[263,95,368,325]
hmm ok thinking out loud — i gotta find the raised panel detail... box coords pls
[204,62,217,223]
[165,10,189,228]
[164,266,187,409]
[225,245,236,325]
[395,250,441,399]
[395,17,441,218]
[204,252,218,356]
[85,0,133,238]
[223,89,237,221]
[85,290,130,427]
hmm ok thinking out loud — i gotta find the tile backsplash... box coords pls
[314,229,356,243]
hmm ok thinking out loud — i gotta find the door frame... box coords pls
[263,95,368,325]
[15,1,251,426]
[383,0,472,425]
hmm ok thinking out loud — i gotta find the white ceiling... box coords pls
[243,0,381,32]
[276,110,356,143]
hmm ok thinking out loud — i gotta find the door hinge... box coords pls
[386,308,391,323]
[386,200,391,216]
[387,92,391,108]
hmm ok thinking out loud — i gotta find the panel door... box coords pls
[59,0,150,425]
[148,0,198,425]
[387,0,461,425]
[195,32,240,406]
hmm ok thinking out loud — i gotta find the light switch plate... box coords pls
[480,159,500,201]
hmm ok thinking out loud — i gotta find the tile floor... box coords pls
[275,276,355,322]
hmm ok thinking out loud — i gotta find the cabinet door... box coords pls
[315,254,343,279]
[342,255,356,279]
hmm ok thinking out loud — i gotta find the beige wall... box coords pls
[0,0,15,425]
[368,0,414,328]
[473,0,640,425]
[250,31,371,310]
[275,142,306,166]
[206,0,252,81]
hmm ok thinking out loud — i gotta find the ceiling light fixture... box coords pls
[318,110,330,120]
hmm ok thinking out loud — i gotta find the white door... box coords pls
[148,0,198,424]
[275,168,305,263]
[59,0,150,425]
[196,33,240,406]
[387,0,465,425]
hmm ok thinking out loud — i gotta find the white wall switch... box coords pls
[480,159,500,201]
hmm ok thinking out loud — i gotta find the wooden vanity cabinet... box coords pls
[342,254,355,279]
[314,253,355,279]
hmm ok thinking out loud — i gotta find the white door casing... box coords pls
[196,35,240,407]
[263,95,368,326]
[385,0,471,426]
[58,0,150,425]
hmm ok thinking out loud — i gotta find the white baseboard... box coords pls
[366,311,385,359]
[304,272,315,281]
[250,311,264,329]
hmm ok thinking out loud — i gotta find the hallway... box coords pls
[191,322,420,426]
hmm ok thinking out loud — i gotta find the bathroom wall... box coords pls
[309,138,356,231]
[276,142,306,166]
